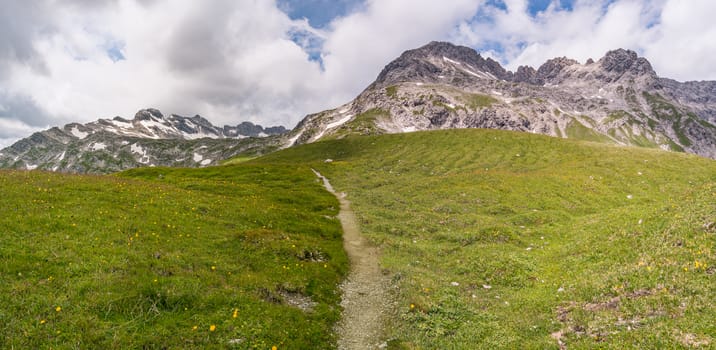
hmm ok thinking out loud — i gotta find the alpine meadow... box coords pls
[1,3,716,348]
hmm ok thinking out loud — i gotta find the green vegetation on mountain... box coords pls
[0,164,348,349]
[261,129,716,349]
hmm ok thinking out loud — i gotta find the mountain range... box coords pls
[2,41,716,173]
[0,109,286,173]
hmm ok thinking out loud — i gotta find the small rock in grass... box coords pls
[627,194,633,199]
[324,159,333,163]
[482,284,492,289]
[450,281,460,286]
[557,287,565,293]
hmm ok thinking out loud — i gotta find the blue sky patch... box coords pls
[105,41,126,62]
[277,0,364,28]
[287,27,325,69]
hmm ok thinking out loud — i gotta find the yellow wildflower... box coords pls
[410,303,415,310]
[209,325,216,332]
[272,346,278,350]
[232,309,238,318]
[55,306,61,312]
[40,319,46,324]
[192,325,198,331]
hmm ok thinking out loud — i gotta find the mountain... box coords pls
[285,41,716,159]
[0,108,286,173]
[4,41,716,174]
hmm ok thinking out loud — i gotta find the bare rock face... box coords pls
[536,57,580,83]
[285,41,716,160]
[371,41,512,88]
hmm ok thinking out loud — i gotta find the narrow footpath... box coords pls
[312,169,390,350]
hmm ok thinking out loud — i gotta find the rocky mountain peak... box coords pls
[413,41,485,63]
[535,57,580,82]
[371,41,511,87]
[134,108,165,121]
[599,48,656,78]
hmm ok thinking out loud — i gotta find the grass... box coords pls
[386,86,399,98]
[260,129,716,349]
[567,118,614,143]
[0,164,348,349]
[462,93,498,110]
[329,108,389,138]
[221,156,256,165]
[643,92,693,148]
[4,127,716,349]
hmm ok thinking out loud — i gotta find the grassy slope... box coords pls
[259,129,716,349]
[0,164,348,349]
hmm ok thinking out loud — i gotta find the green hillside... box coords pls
[2,128,715,349]
[260,129,716,349]
[0,165,348,349]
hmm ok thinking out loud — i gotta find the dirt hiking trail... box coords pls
[313,169,391,350]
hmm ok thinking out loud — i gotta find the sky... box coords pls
[1,0,715,147]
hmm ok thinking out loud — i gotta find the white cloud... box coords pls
[320,0,482,96]
[0,0,715,148]
[644,0,716,81]
[454,0,716,82]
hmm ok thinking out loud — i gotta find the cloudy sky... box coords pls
[1,0,714,147]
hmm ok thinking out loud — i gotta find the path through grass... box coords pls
[261,129,716,349]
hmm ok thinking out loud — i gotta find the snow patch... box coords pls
[445,103,456,109]
[183,130,220,140]
[57,151,66,161]
[415,82,424,86]
[313,114,355,141]
[70,127,89,139]
[491,90,503,96]
[26,164,38,170]
[443,56,461,65]
[193,153,203,162]
[326,114,353,130]
[402,126,417,132]
[287,130,304,147]
[200,159,212,166]
[130,143,146,156]
[90,142,107,151]
[110,119,133,129]
[139,119,176,138]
